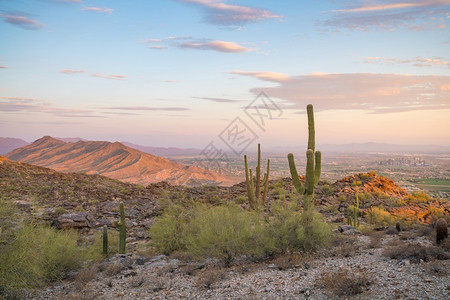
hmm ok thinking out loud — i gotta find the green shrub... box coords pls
[367,206,395,226]
[267,200,303,253]
[148,203,193,255]
[0,223,97,297]
[235,195,247,204]
[297,211,332,251]
[185,204,273,266]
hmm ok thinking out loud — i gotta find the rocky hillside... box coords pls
[6,136,232,187]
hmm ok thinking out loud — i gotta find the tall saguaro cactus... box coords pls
[288,104,322,207]
[118,202,126,254]
[244,144,270,210]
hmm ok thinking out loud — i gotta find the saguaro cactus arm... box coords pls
[314,151,321,185]
[255,144,261,202]
[288,153,305,194]
[262,159,270,205]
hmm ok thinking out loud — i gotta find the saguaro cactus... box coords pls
[244,144,270,209]
[102,225,108,256]
[288,104,322,202]
[118,202,126,254]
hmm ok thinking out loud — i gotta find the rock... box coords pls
[54,212,94,229]
[338,225,361,235]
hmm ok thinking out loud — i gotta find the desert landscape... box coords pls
[1,0,449,299]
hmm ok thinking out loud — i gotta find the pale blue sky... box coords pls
[1,0,449,149]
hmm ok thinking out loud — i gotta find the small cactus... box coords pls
[435,218,448,244]
[395,221,401,233]
[103,225,108,256]
[119,202,126,254]
[244,144,270,210]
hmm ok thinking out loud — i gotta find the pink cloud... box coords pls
[82,6,113,14]
[0,65,7,69]
[233,72,450,113]
[148,46,167,50]
[178,0,280,26]
[179,40,250,53]
[364,56,450,68]
[91,74,126,80]
[60,69,85,74]
[0,14,44,30]
[323,0,449,31]
[230,70,289,82]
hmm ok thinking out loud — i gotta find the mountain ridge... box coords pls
[6,136,232,186]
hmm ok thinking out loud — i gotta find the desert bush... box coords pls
[185,204,273,266]
[0,222,97,297]
[383,243,450,262]
[320,268,372,296]
[271,252,310,270]
[267,200,303,253]
[74,267,97,290]
[367,206,395,226]
[148,203,194,255]
[196,268,227,289]
[297,211,332,251]
[406,191,431,203]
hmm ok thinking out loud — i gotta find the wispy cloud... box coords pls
[103,106,190,111]
[82,6,113,14]
[179,40,250,53]
[233,72,450,113]
[363,56,450,68]
[323,0,449,31]
[0,65,7,69]
[177,0,281,26]
[148,46,167,50]
[56,0,83,3]
[0,97,97,117]
[193,96,242,103]
[91,73,126,80]
[145,36,250,53]
[0,13,44,30]
[230,70,290,82]
[60,69,85,74]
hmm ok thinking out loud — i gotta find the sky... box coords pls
[0,0,449,153]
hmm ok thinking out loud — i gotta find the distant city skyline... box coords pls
[1,0,449,149]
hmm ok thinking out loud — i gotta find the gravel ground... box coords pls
[28,234,449,300]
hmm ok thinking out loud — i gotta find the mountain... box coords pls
[0,137,30,155]
[121,141,201,157]
[55,137,88,143]
[6,136,232,186]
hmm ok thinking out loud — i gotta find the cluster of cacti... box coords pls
[288,104,322,209]
[347,194,359,227]
[244,144,270,210]
[435,218,448,244]
[103,225,108,256]
[119,201,126,254]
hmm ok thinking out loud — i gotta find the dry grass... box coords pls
[383,242,450,263]
[326,235,360,257]
[271,252,311,270]
[320,268,372,296]
[196,268,227,289]
[105,262,122,276]
[424,260,449,276]
[74,267,97,291]
[130,274,146,288]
